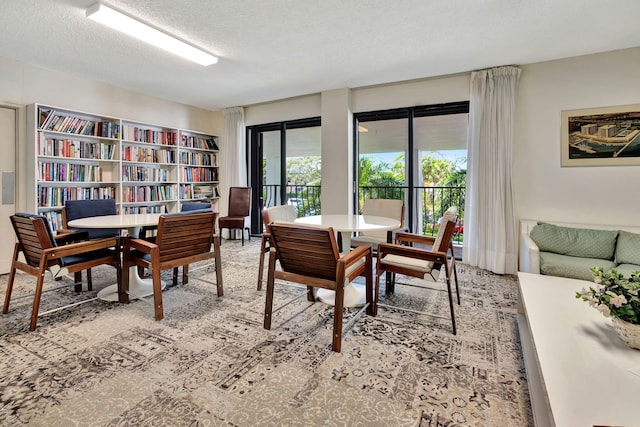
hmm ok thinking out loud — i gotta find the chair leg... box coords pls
[257,235,268,290]
[152,263,164,321]
[87,269,93,292]
[263,251,277,330]
[213,236,223,297]
[365,253,374,317]
[183,264,189,285]
[453,264,461,305]
[332,282,345,352]
[172,267,178,286]
[241,227,244,246]
[444,267,457,335]
[74,272,82,292]
[3,264,18,314]
[30,269,47,331]
[374,265,381,318]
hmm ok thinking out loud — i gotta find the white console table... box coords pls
[517,272,640,427]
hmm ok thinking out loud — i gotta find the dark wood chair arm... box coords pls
[121,237,158,254]
[339,243,372,268]
[43,237,119,260]
[377,242,447,264]
[393,232,437,246]
[55,229,90,244]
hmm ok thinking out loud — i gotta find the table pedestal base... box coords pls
[316,282,366,307]
[97,266,166,302]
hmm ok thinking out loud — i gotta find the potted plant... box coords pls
[576,267,640,349]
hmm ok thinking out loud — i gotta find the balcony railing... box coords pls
[262,183,464,243]
[262,184,321,217]
[359,185,465,243]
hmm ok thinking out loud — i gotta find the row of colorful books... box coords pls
[122,146,176,164]
[38,186,116,207]
[121,165,171,182]
[38,136,116,160]
[39,162,102,182]
[122,185,175,203]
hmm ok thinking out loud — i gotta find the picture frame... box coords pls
[561,104,640,167]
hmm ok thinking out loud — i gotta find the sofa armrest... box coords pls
[519,233,540,274]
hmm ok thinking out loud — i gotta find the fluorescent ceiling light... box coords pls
[86,3,218,66]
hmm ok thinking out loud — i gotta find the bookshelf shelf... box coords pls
[28,104,220,229]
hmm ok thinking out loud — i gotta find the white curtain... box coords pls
[220,107,247,237]
[463,66,521,275]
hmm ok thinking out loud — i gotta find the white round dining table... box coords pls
[68,213,164,302]
[293,214,400,307]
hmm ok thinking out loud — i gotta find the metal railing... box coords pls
[359,185,465,243]
[262,184,321,217]
[262,183,465,243]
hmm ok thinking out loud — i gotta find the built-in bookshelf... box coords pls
[120,121,178,215]
[178,130,220,212]
[27,104,220,230]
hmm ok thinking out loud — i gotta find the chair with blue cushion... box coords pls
[62,199,118,239]
[138,201,213,240]
[4,213,121,331]
[60,199,119,289]
[121,210,222,321]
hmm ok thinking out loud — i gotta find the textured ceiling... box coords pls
[1,0,640,110]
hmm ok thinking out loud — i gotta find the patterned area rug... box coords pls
[0,239,532,426]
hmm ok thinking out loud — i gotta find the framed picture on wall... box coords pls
[561,104,640,167]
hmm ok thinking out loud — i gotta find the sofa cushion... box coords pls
[539,251,616,282]
[615,230,640,266]
[530,222,617,260]
[612,263,640,277]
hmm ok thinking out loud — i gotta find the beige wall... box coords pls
[0,56,222,211]
[515,47,640,226]
[5,45,639,226]
[244,47,640,227]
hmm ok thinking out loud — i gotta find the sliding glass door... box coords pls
[354,102,469,238]
[248,117,321,234]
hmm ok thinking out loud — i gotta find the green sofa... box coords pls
[519,220,640,281]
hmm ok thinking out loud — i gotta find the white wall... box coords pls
[514,47,640,226]
[244,73,471,215]
[245,49,640,228]
[0,56,222,211]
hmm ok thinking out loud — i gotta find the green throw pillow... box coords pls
[615,230,640,265]
[529,222,617,260]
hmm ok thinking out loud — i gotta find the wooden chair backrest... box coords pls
[227,187,251,217]
[154,211,217,264]
[10,214,58,269]
[269,222,340,281]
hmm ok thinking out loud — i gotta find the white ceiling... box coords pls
[2,0,640,111]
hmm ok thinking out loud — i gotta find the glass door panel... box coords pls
[357,117,408,213]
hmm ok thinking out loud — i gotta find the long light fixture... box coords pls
[86,3,218,66]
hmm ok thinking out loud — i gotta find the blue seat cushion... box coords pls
[59,248,117,267]
[181,202,212,212]
[65,199,118,239]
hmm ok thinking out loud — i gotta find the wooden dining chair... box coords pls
[121,210,222,321]
[264,222,374,352]
[4,213,121,331]
[58,198,119,290]
[350,198,406,251]
[374,206,460,334]
[257,204,297,290]
[218,186,251,245]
